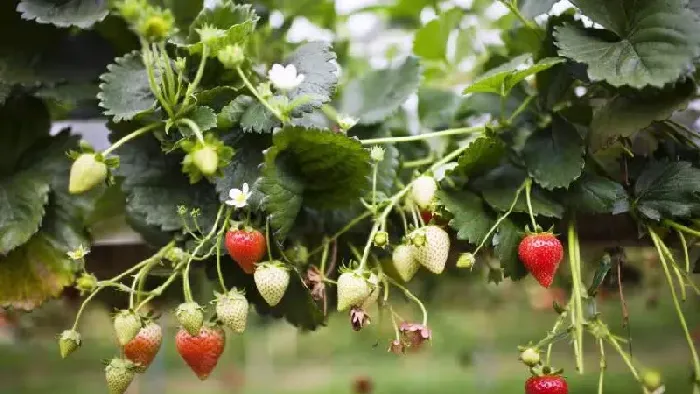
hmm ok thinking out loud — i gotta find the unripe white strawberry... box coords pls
[411,226,450,274]
[411,175,437,209]
[216,289,249,333]
[392,244,419,282]
[254,261,290,307]
[105,358,137,394]
[69,153,107,194]
[113,310,142,346]
[337,272,371,311]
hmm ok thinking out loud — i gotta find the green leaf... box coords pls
[0,95,51,175]
[285,42,338,112]
[215,134,268,205]
[522,116,584,190]
[161,0,203,32]
[188,106,218,132]
[413,8,462,61]
[564,173,629,214]
[241,102,281,133]
[375,144,400,195]
[633,161,700,220]
[113,130,219,232]
[493,218,528,280]
[456,135,506,176]
[588,80,694,152]
[554,0,700,88]
[218,95,254,128]
[98,51,158,122]
[16,0,108,28]
[259,127,371,238]
[463,55,565,96]
[0,172,50,255]
[185,2,258,55]
[0,235,76,310]
[340,56,421,125]
[475,165,564,218]
[518,0,557,18]
[418,87,461,129]
[438,190,494,245]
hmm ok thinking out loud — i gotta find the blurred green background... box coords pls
[2,274,698,394]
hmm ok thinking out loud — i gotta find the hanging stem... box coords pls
[180,45,209,111]
[598,339,606,394]
[177,118,205,143]
[142,43,175,118]
[524,177,538,230]
[568,219,585,373]
[386,276,428,326]
[103,123,161,156]
[650,229,700,388]
[309,211,373,257]
[371,161,379,213]
[663,219,700,238]
[473,179,527,255]
[360,126,485,145]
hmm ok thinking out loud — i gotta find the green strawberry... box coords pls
[105,358,137,394]
[176,302,204,336]
[69,153,107,194]
[411,225,450,274]
[113,310,142,346]
[254,261,290,307]
[337,272,371,311]
[392,244,419,282]
[58,329,81,359]
[216,289,249,333]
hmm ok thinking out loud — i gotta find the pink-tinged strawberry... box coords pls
[525,375,568,394]
[518,232,564,288]
[175,326,226,381]
[123,322,162,372]
[105,358,138,394]
[113,310,141,346]
[225,227,267,274]
[215,289,249,333]
[254,261,290,307]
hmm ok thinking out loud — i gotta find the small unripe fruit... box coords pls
[58,330,81,359]
[642,370,662,390]
[373,231,388,247]
[411,175,437,209]
[519,347,540,367]
[192,146,218,176]
[69,153,107,194]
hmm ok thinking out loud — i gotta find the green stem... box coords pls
[177,118,205,143]
[524,177,538,230]
[180,45,209,111]
[508,94,535,123]
[103,123,160,156]
[215,208,233,292]
[678,230,691,273]
[265,216,273,261]
[598,339,606,394]
[309,211,373,257]
[236,66,285,122]
[402,154,435,169]
[182,260,194,302]
[501,0,544,38]
[387,276,428,326]
[545,307,570,365]
[664,219,700,238]
[129,270,139,309]
[657,236,700,297]
[319,238,330,276]
[606,332,642,383]
[650,230,700,387]
[568,219,585,373]
[358,143,473,269]
[71,290,100,331]
[371,162,379,213]
[142,44,174,118]
[473,179,527,254]
[360,126,485,145]
[158,42,177,103]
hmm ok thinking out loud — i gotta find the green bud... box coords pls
[69,153,107,194]
[456,253,476,269]
[410,232,426,247]
[165,246,187,264]
[373,231,389,247]
[192,146,219,176]
[197,25,226,47]
[642,370,662,390]
[58,330,81,359]
[174,57,187,72]
[138,12,174,41]
[217,45,245,69]
[115,0,145,22]
[518,347,540,367]
[75,272,98,294]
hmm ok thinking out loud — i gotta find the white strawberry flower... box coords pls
[268,64,305,91]
[225,183,252,208]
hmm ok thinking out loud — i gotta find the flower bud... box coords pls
[519,347,540,367]
[69,154,107,194]
[642,370,662,390]
[217,45,245,69]
[373,231,389,247]
[75,272,98,294]
[456,253,476,269]
[369,146,385,162]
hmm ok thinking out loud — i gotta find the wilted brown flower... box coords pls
[350,307,371,331]
[304,266,326,301]
[399,322,432,350]
[387,339,405,354]
[352,376,374,393]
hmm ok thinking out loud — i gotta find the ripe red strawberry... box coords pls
[175,326,226,381]
[124,322,162,372]
[525,375,568,394]
[225,227,266,274]
[518,232,564,288]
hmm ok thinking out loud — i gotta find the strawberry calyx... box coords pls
[529,364,564,377]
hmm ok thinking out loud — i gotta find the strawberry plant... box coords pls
[1,0,700,393]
